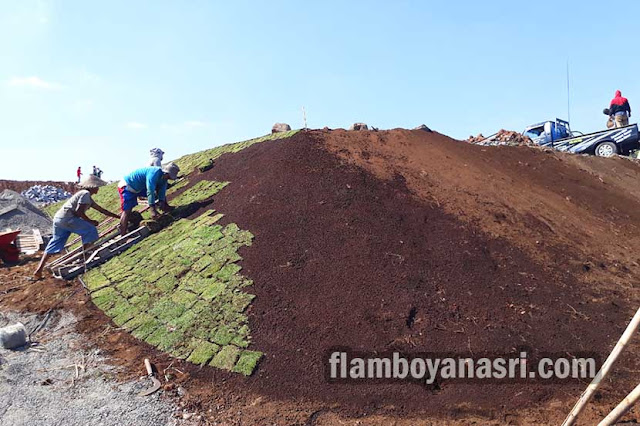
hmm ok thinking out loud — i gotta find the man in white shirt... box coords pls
[33,175,119,279]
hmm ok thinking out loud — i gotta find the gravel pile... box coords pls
[21,185,71,205]
[0,190,52,235]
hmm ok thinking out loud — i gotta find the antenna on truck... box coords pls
[566,60,571,124]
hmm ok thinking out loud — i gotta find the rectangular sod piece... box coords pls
[131,318,161,340]
[210,325,236,346]
[121,313,155,332]
[150,297,186,323]
[210,345,240,371]
[154,275,178,293]
[186,341,220,365]
[84,270,110,292]
[216,263,242,281]
[200,281,226,301]
[116,278,145,299]
[91,287,118,311]
[232,350,263,376]
[145,326,185,352]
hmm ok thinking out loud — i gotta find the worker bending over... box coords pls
[118,163,180,236]
[33,175,119,278]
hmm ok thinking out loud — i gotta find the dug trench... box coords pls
[177,129,640,420]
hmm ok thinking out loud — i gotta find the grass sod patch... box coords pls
[84,269,110,292]
[145,326,185,352]
[232,351,263,376]
[149,297,187,323]
[171,180,229,206]
[121,313,155,332]
[210,345,241,371]
[186,341,221,365]
[131,318,162,340]
[90,287,119,311]
[210,325,237,346]
[200,281,226,301]
[216,263,242,281]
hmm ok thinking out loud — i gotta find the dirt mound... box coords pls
[0,179,76,195]
[182,129,640,420]
[468,129,534,146]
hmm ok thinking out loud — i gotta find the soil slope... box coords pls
[185,129,640,421]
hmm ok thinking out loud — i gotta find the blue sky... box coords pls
[1,1,638,181]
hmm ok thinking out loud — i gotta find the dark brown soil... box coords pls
[181,129,640,423]
[0,179,76,194]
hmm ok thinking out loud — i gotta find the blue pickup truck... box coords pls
[522,119,640,157]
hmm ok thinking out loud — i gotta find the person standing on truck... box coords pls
[609,90,632,128]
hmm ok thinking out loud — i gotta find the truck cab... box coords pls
[523,119,573,147]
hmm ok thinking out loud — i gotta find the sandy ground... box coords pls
[0,310,201,426]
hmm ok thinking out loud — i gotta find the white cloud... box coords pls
[126,122,148,129]
[7,76,64,90]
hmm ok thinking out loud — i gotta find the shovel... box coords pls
[138,358,161,396]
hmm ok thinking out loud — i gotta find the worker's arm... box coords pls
[145,169,161,207]
[90,201,120,219]
[74,204,99,226]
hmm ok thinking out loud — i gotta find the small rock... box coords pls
[271,123,291,133]
[0,322,27,349]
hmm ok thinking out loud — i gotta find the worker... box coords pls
[33,175,120,279]
[92,165,97,177]
[118,163,179,236]
[76,166,82,183]
[609,90,632,128]
[149,148,165,167]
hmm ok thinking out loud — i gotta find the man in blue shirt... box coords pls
[118,162,180,236]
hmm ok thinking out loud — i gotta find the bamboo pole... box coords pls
[562,307,640,426]
[599,383,640,425]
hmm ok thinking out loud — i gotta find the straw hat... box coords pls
[78,175,108,189]
[161,162,180,179]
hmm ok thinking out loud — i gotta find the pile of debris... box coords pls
[21,185,71,205]
[467,129,534,146]
[0,190,52,235]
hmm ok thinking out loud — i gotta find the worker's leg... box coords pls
[614,116,622,128]
[118,186,138,236]
[120,210,131,236]
[71,217,99,248]
[33,221,71,277]
[622,115,629,126]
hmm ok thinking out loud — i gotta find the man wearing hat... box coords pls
[118,163,180,236]
[33,175,120,278]
[149,148,165,167]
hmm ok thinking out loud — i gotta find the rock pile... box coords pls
[467,129,534,146]
[349,122,369,131]
[21,185,71,205]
